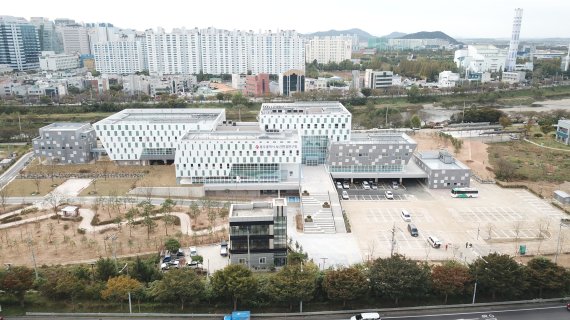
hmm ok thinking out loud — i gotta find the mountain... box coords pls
[382,32,407,39]
[398,31,460,44]
[305,28,375,41]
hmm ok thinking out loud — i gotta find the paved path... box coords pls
[0,151,34,188]
[524,138,570,152]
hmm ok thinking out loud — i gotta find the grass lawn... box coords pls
[529,134,570,151]
[136,165,178,187]
[5,178,66,196]
[488,141,570,182]
[78,178,138,196]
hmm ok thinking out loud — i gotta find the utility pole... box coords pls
[247,226,251,270]
[390,224,396,257]
[320,257,328,270]
[26,235,39,280]
[385,106,389,127]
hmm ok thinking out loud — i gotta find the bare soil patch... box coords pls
[5,178,66,196]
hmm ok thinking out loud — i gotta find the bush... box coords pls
[20,207,39,215]
[63,224,69,230]
[0,215,22,224]
[77,228,86,234]
[533,133,543,138]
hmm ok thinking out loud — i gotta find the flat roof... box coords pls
[182,125,299,141]
[558,119,570,127]
[260,101,350,116]
[41,123,91,131]
[230,202,274,217]
[415,151,470,170]
[349,131,417,145]
[95,108,225,125]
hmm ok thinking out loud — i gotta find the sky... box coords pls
[4,0,570,39]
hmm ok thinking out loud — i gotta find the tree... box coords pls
[95,257,118,282]
[165,238,181,253]
[407,85,421,103]
[189,201,201,223]
[131,256,162,284]
[0,184,9,213]
[125,207,138,237]
[410,114,422,129]
[323,267,368,307]
[431,261,471,304]
[268,263,318,310]
[494,158,517,181]
[45,191,66,224]
[499,116,512,128]
[39,268,86,308]
[525,257,569,298]
[101,275,143,308]
[160,198,177,236]
[0,266,34,306]
[138,200,156,239]
[150,269,204,310]
[211,264,257,310]
[470,253,525,300]
[368,254,431,305]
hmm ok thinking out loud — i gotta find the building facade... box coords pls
[229,199,287,269]
[259,102,352,165]
[413,150,471,189]
[438,71,460,88]
[505,8,523,72]
[59,24,91,55]
[364,69,393,89]
[244,73,269,97]
[304,36,352,64]
[93,109,225,165]
[556,120,570,145]
[39,51,79,71]
[454,45,507,73]
[92,38,146,74]
[30,17,62,53]
[279,69,305,96]
[32,123,97,164]
[0,16,40,71]
[502,71,526,84]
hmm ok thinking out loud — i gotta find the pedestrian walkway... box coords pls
[300,165,346,233]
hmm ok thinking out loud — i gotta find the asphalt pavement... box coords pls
[0,152,34,188]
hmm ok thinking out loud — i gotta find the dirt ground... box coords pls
[412,130,492,180]
[4,178,66,196]
[0,204,228,266]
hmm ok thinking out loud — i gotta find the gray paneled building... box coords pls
[327,131,418,178]
[229,198,287,269]
[413,150,471,189]
[33,123,97,164]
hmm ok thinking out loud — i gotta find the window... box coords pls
[259,257,267,264]
[238,258,247,265]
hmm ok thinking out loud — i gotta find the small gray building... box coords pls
[229,198,287,269]
[554,190,570,205]
[556,119,570,145]
[32,123,97,164]
[413,150,471,189]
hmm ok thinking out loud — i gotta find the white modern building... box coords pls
[454,45,507,73]
[176,124,301,185]
[388,38,451,50]
[505,8,523,72]
[93,109,225,165]
[364,69,393,89]
[502,71,526,84]
[438,70,460,87]
[39,51,79,71]
[305,36,352,64]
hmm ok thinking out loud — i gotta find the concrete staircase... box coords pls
[302,193,336,234]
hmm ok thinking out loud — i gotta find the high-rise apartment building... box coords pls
[305,36,352,64]
[92,35,147,74]
[59,24,91,55]
[0,16,40,71]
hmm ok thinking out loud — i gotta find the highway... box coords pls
[8,303,570,319]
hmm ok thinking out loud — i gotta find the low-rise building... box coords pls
[244,73,269,97]
[413,150,471,189]
[502,71,526,84]
[278,69,305,96]
[229,198,288,269]
[39,51,80,71]
[438,71,460,88]
[364,70,393,89]
[32,123,97,164]
[556,119,570,145]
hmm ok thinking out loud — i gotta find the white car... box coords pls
[342,182,350,189]
[350,312,381,320]
[392,181,399,189]
[427,236,442,248]
[336,181,343,189]
[189,246,197,256]
[371,182,378,190]
[385,190,394,200]
[342,190,349,200]
[362,181,370,190]
[400,209,412,222]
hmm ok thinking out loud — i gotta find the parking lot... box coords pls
[334,179,431,201]
[342,180,567,263]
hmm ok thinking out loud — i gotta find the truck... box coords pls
[224,311,250,320]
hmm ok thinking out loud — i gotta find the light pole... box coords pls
[119,263,132,314]
[472,257,488,304]
[555,218,570,263]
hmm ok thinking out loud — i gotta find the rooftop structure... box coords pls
[259,101,350,115]
[95,108,225,125]
[413,150,471,189]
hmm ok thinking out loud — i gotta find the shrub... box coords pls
[77,228,86,234]
[0,215,22,224]
[20,207,39,215]
[63,224,69,230]
[533,133,543,138]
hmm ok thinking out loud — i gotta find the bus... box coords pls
[451,187,479,198]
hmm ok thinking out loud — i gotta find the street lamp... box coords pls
[472,257,488,304]
[555,218,570,263]
[119,263,132,314]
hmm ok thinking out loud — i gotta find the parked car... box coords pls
[407,223,419,237]
[362,181,370,190]
[336,181,343,189]
[370,182,378,190]
[427,236,442,248]
[401,209,412,222]
[566,302,570,311]
[342,190,349,200]
[343,182,350,189]
[385,190,394,200]
[392,181,399,189]
[176,248,185,257]
[220,240,228,256]
[189,246,197,256]
[162,254,172,263]
[350,312,381,320]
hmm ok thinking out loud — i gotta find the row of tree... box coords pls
[1,253,568,312]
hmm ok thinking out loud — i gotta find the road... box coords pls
[0,152,34,188]
[8,303,569,319]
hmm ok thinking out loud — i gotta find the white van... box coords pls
[400,209,412,222]
[342,190,349,200]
